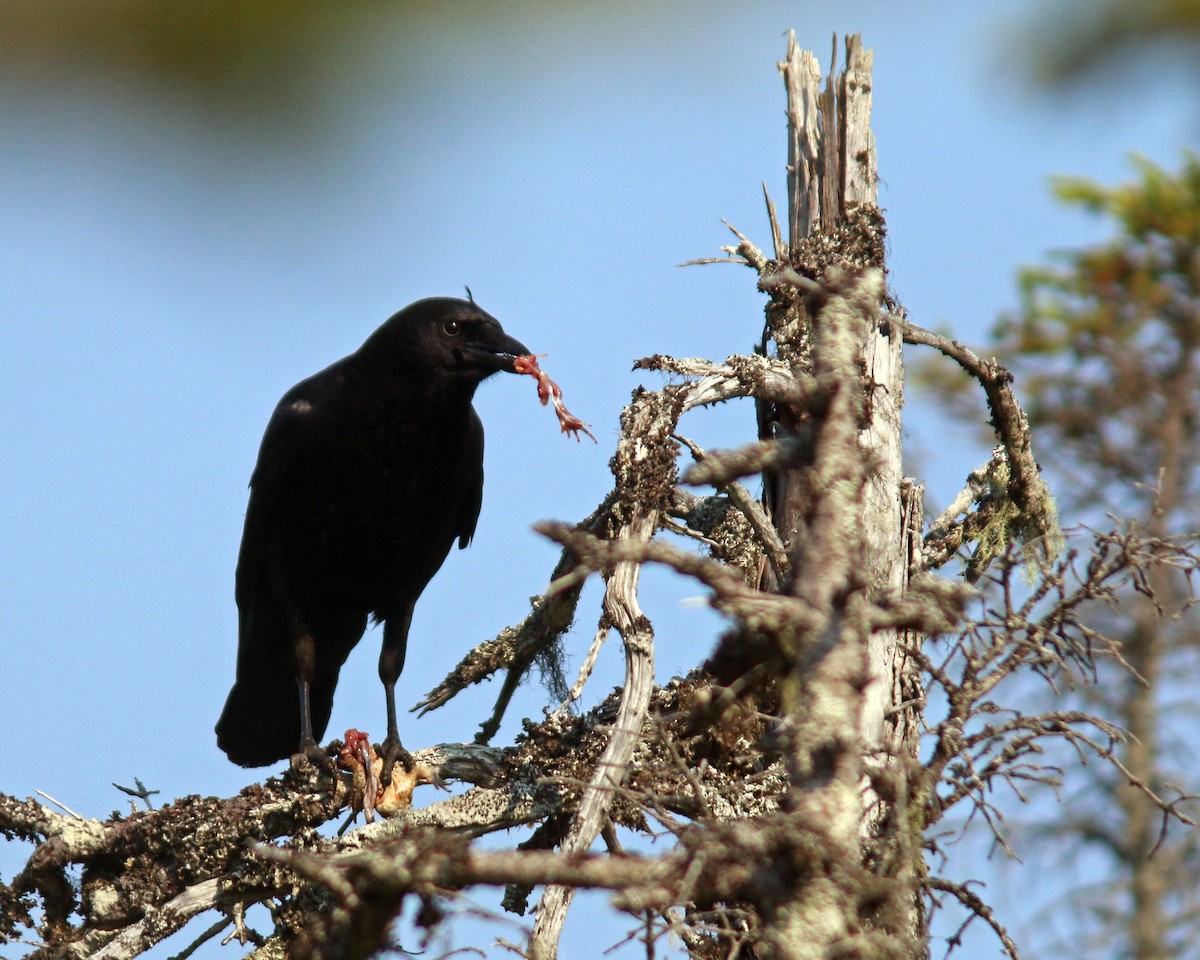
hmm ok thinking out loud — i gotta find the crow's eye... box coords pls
[442,319,461,337]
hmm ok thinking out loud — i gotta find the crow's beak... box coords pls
[462,331,531,374]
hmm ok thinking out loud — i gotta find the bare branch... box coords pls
[901,319,1062,574]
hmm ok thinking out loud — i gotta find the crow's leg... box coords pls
[290,624,336,777]
[378,607,415,786]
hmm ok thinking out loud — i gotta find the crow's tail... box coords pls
[215,602,357,768]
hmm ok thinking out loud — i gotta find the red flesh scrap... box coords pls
[339,728,372,767]
[513,354,597,443]
[338,728,379,821]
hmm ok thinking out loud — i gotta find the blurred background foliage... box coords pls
[0,0,648,141]
[1025,0,1200,89]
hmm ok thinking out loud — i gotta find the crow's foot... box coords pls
[289,737,339,783]
[377,736,414,788]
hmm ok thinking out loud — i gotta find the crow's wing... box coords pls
[456,407,485,550]
[233,366,340,604]
[218,366,347,766]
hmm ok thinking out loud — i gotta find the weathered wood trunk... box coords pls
[755,32,924,957]
[525,32,925,960]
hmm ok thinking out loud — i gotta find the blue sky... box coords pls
[1,1,1194,956]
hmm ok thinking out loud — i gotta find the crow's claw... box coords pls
[289,737,338,784]
[377,737,414,788]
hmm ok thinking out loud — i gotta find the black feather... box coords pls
[215,297,528,767]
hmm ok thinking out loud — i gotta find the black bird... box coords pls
[215,297,529,777]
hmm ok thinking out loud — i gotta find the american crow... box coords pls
[215,297,529,777]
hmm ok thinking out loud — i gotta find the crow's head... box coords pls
[360,297,530,382]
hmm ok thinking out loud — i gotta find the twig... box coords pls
[900,318,1060,569]
[558,622,612,710]
[924,876,1019,959]
[35,791,84,821]
[113,778,160,811]
[167,916,232,960]
[673,433,791,584]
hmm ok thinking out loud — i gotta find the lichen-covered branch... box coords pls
[901,320,1062,577]
[412,493,616,742]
